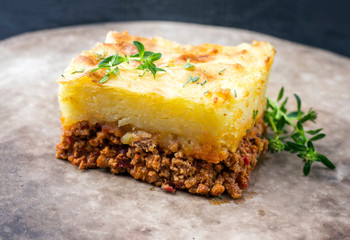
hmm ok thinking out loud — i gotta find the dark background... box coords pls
[1,0,349,57]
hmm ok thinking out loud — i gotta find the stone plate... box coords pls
[0,21,349,240]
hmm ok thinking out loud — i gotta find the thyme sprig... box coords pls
[264,87,335,175]
[183,75,207,87]
[90,41,166,83]
[183,75,200,87]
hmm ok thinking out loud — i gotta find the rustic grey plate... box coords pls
[0,21,349,240]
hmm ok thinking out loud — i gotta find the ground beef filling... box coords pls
[56,120,268,198]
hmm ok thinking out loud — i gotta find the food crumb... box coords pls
[209,197,230,205]
[258,209,265,217]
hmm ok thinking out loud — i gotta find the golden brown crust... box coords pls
[58,31,275,84]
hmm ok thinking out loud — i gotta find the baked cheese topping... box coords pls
[58,31,275,163]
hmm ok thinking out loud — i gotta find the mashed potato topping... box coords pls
[58,32,275,163]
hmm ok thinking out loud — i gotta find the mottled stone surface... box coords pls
[0,21,349,240]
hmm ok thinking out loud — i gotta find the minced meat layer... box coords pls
[56,120,268,198]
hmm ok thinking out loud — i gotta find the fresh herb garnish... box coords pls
[131,41,166,78]
[183,75,200,87]
[61,74,65,78]
[218,68,226,75]
[264,87,335,175]
[234,89,237,98]
[93,50,106,61]
[247,110,259,133]
[90,41,166,83]
[71,68,85,74]
[199,80,207,86]
[184,59,195,69]
[183,75,207,87]
[217,195,223,199]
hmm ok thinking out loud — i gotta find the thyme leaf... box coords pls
[247,110,259,133]
[218,68,226,75]
[71,68,85,74]
[184,59,195,69]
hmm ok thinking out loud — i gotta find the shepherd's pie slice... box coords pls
[56,31,275,198]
